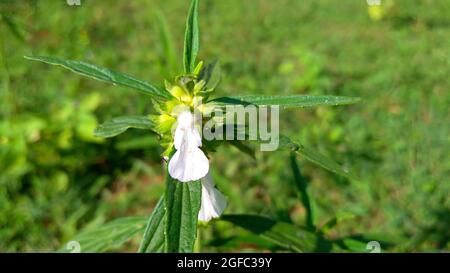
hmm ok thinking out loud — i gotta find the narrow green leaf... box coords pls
[60,216,146,253]
[183,0,200,74]
[155,9,177,76]
[296,143,355,180]
[164,174,202,253]
[1,14,26,42]
[208,234,278,251]
[211,95,361,109]
[24,56,172,100]
[335,234,400,252]
[279,136,357,180]
[247,135,356,180]
[138,197,166,253]
[228,140,256,160]
[290,153,315,229]
[94,116,156,138]
[321,212,356,234]
[222,214,332,252]
[339,238,369,252]
[198,59,218,86]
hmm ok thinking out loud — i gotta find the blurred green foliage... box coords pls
[0,0,449,252]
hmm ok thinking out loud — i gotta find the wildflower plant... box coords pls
[25,0,360,253]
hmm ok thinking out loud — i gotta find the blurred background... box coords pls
[0,0,449,252]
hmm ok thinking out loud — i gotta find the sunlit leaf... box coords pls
[94,116,156,138]
[211,95,361,109]
[24,56,172,100]
[183,0,200,74]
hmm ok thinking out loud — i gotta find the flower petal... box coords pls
[168,110,209,182]
[198,174,227,222]
[173,127,185,150]
[177,111,194,129]
[168,146,209,182]
[188,146,209,180]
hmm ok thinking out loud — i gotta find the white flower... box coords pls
[198,173,227,222]
[168,110,209,182]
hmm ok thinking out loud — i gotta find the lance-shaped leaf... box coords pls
[164,173,202,253]
[211,95,361,109]
[183,0,200,74]
[222,214,332,252]
[334,233,401,252]
[138,197,166,253]
[198,59,219,87]
[60,216,147,253]
[1,13,26,42]
[248,135,356,180]
[155,9,177,76]
[24,56,173,100]
[321,212,356,234]
[94,116,156,138]
[290,153,315,229]
[228,140,256,160]
[280,135,357,180]
[208,234,278,251]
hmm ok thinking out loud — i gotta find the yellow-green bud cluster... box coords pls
[149,61,214,155]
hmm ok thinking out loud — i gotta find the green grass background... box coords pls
[0,0,449,252]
